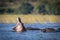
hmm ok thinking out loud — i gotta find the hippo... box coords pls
[12,17,56,33]
[12,17,41,32]
[40,28,55,32]
[57,28,60,32]
[45,28,55,32]
[40,29,46,32]
[12,17,26,32]
[26,27,40,30]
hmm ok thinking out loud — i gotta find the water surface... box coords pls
[0,23,60,40]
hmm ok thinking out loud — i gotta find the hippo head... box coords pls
[13,17,26,32]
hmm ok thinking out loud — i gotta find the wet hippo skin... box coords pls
[12,17,26,32]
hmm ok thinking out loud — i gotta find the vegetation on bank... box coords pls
[0,0,60,15]
[0,15,60,23]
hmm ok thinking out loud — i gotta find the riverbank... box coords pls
[0,15,60,24]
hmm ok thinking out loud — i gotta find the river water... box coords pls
[0,23,60,40]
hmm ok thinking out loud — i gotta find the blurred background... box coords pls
[0,0,60,23]
[0,0,60,15]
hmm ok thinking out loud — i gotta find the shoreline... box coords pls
[0,15,60,23]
